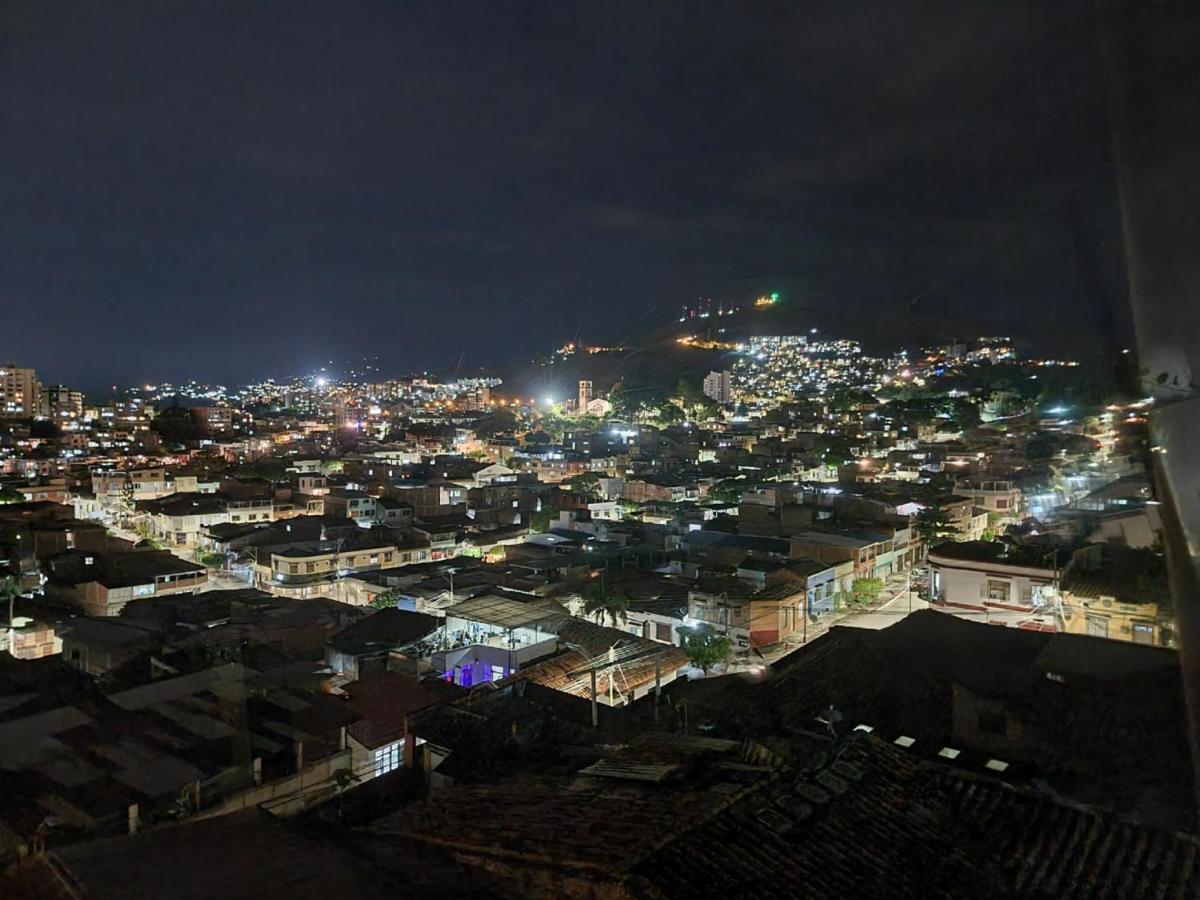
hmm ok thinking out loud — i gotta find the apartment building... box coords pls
[0,364,39,418]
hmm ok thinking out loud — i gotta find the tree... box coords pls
[134,520,163,550]
[2,576,20,640]
[29,420,62,440]
[813,434,856,467]
[529,509,554,533]
[947,398,981,431]
[121,477,136,515]
[330,767,361,821]
[685,396,720,423]
[677,624,732,675]
[609,383,669,422]
[476,408,519,437]
[151,406,205,445]
[581,581,631,627]
[371,588,402,610]
[675,375,704,409]
[914,504,957,545]
[707,479,745,505]
[0,485,23,504]
[652,403,685,428]
[197,551,227,569]
[851,577,885,606]
[566,472,602,495]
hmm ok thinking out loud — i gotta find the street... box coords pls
[848,587,929,630]
[747,572,929,669]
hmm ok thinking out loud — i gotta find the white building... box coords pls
[954,478,1022,520]
[928,540,1059,630]
[703,370,734,405]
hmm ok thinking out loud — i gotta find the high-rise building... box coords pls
[702,370,733,405]
[464,386,490,411]
[0,364,40,418]
[42,385,85,421]
[578,380,593,410]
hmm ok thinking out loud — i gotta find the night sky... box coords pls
[2,2,1131,391]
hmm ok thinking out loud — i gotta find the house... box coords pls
[927,540,1059,629]
[436,594,569,686]
[46,549,208,616]
[138,493,230,548]
[688,576,811,650]
[323,488,377,523]
[789,530,897,581]
[91,467,177,506]
[669,609,1192,830]
[0,663,356,855]
[472,462,517,486]
[1060,545,1172,646]
[341,671,463,780]
[155,591,370,662]
[324,608,441,679]
[374,496,414,526]
[60,617,164,676]
[252,535,401,600]
[954,477,1022,520]
[1084,505,1162,548]
[500,617,690,708]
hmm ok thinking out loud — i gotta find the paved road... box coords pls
[850,589,929,630]
[751,575,929,669]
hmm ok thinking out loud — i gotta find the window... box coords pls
[306,562,316,573]
[1087,617,1109,639]
[995,498,1009,510]
[1132,623,1154,645]
[986,580,1010,602]
[289,563,298,575]
[373,742,400,777]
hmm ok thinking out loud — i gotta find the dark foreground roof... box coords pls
[668,610,1192,830]
[629,735,1200,899]
[365,733,1200,899]
[23,807,495,900]
[46,810,380,899]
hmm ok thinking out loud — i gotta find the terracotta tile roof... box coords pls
[666,611,1193,830]
[629,736,1200,899]
[364,734,1200,898]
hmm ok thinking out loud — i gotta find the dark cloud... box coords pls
[0,1,1128,390]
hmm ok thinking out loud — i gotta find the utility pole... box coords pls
[591,669,598,728]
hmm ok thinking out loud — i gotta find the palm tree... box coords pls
[330,767,361,821]
[581,581,631,627]
[2,577,20,655]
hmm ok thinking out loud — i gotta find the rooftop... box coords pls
[928,539,1058,570]
[326,608,440,656]
[444,594,569,631]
